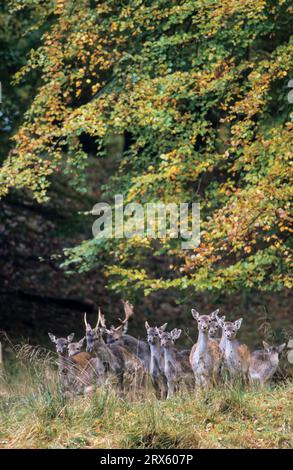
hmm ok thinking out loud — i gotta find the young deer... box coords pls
[189,309,222,388]
[158,328,194,398]
[68,337,85,357]
[217,317,250,381]
[48,333,96,396]
[104,301,151,373]
[208,319,222,341]
[145,321,168,399]
[249,341,286,387]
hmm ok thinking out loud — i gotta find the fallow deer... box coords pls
[48,332,98,396]
[208,319,221,341]
[158,328,194,398]
[215,314,227,352]
[84,308,144,390]
[68,337,85,358]
[145,321,168,399]
[189,309,222,389]
[99,310,145,390]
[103,301,151,373]
[217,317,250,381]
[249,341,286,387]
[84,310,123,388]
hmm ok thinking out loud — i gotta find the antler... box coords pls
[84,312,90,330]
[99,310,107,328]
[95,308,102,330]
[120,300,134,328]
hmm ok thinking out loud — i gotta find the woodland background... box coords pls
[0,0,292,348]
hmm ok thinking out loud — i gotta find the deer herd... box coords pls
[48,302,286,399]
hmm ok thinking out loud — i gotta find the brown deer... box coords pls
[48,333,100,396]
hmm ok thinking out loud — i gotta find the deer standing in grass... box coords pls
[217,317,250,382]
[189,309,222,389]
[249,341,286,387]
[84,310,124,388]
[103,301,150,374]
[85,308,143,391]
[158,328,194,398]
[145,321,168,399]
[48,333,98,396]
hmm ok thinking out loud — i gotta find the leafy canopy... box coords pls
[1,0,292,296]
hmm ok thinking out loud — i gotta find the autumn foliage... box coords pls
[0,0,292,295]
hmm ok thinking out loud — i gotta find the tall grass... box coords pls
[0,344,292,449]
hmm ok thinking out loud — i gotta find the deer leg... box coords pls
[151,375,161,399]
[161,375,168,400]
[167,378,175,399]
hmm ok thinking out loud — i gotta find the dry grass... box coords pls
[0,345,292,449]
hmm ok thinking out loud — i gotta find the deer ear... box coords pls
[171,328,182,341]
[216,315,225,327]
[234,318,243,330]
[145,321,150,330]
[159,323,168,332]
[48,333,57,343]
[79,337,85,346]
[262,341,270,351]
[210,309,219,320]
[191,309,200,321]
[278,343,286,354]
[67,333,75,343]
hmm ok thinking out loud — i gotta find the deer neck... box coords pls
[225,338,239,359]
[197,330,209,354]
[92,336,108,355]
[219,330,226,351]
[150,342,164,369]
[163,345,176,365]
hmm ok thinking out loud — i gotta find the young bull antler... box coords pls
[84,309,103,331]
[84,312,91,331]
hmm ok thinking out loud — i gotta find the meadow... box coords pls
[0,344,292,449]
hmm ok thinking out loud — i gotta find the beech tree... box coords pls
[0,0,292,296]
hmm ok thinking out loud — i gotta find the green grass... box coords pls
[0,346,292,449]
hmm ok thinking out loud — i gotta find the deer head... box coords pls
[48,332,75,354]
[145,321,168,346]
[191,308,219,334]
[262,341,286,358]
[67,337,85,357]
[84,309,104,353]
[219,318,243,341]
[208,320,220,339]
[158,328,182,349]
